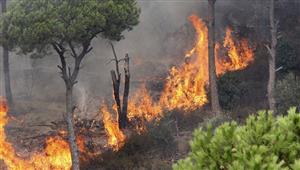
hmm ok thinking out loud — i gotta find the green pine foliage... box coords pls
[173,108,300,170]
[0,0,140,53]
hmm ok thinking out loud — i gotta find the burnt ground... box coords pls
[2,99,211,170]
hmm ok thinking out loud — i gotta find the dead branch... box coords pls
[110,42,121,78]
[107,43,131,129]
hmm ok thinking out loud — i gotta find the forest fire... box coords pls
[102,15,254,150]
[0,13,254,169]
[2,0,297,167]
[0,97,85,170]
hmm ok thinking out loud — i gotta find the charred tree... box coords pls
[208,0,221,116]
[110,43,122,128]
[109,43,130,129]
[111,70,122,123]
[1,0,13,109]
[266,0,277,114]
[121,54,130,129]
[53,42,93,170]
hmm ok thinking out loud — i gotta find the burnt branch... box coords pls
[120,53,130,129]
[111,70,122,126]
[107,43,131,128]
[110,42,121,79]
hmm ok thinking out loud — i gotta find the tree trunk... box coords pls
[267,0,277,114]
[208,0,221,116]
[66,86,80,170]
[111,70,122,128]
[121,54,130,129]
[109,43,124,129]
[1,0,13,109]
[53,41,92,170]
[3,47,13,107]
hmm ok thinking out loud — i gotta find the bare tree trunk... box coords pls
[66,86,80,170]
[111,70,122,128]
[109,43,123,128]
[208,0,221,116]
[1,0,13,109]
[121,54,130,129]
[52,42,92,170]
[266,0,277,114]
[3,47,13,107]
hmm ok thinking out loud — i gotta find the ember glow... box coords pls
[0,97,86,170]
[102,15,254,150]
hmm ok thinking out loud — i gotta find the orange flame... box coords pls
[0,97,86,170]
[101,105,125,151]
[216,27,254,74]
[160,15,254,110]
[101,14,254,150]
[128,85,162,122]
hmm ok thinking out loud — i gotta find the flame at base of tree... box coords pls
[0,97,86,170]
[102,15,254,151]
[101,105,126,151]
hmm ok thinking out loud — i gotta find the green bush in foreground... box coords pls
[173,108,300,170]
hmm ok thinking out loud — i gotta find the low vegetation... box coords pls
[83,114,177,170]
[173,107,300,170]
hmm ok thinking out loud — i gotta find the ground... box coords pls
[3,99,210,170]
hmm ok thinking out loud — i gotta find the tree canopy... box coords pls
[1,0,140,53]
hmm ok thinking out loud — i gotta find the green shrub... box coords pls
[173,107,300,170]
[276,73,300,113]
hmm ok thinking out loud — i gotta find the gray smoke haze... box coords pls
[0,0,261,117]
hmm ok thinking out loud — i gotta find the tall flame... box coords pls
[102,15,254,150]
[101,105,125,151]
[0,97,85,170]
[160,15,254,110]
[159,15,209,111]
